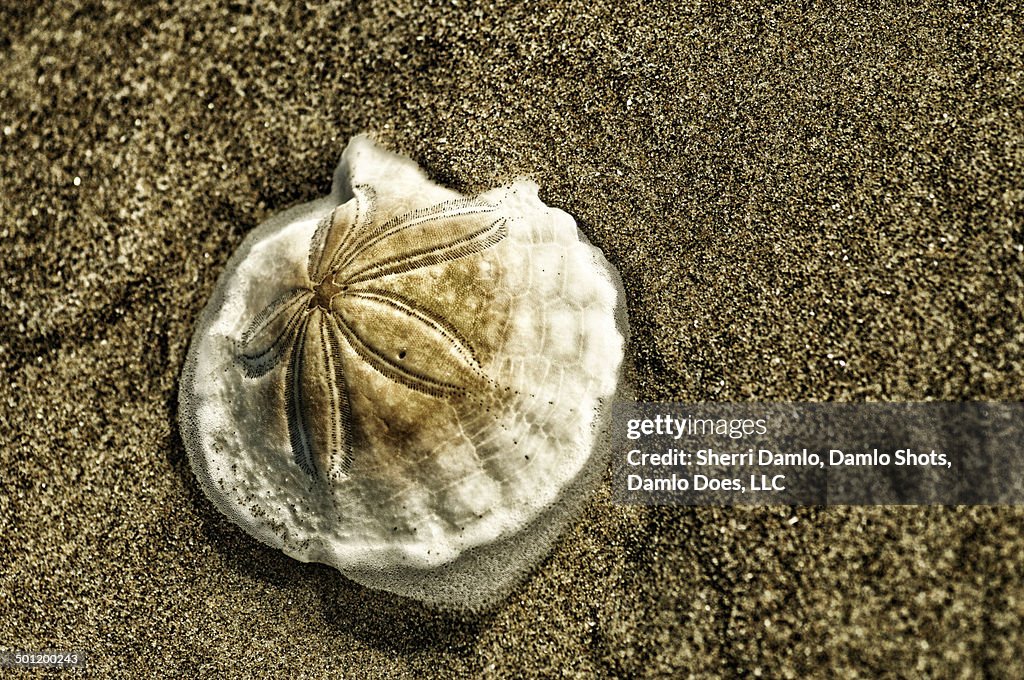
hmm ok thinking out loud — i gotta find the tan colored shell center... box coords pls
[309,273,344,311]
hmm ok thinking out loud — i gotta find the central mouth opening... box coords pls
[310,274,345,310]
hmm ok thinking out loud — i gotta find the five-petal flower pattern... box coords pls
[238,185,507,482]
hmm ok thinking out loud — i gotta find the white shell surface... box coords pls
[179,136,627,607]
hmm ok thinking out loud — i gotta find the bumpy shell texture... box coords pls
[179,136,627,608]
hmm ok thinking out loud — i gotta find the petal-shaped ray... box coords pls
[335,198,496,275]
[332,288,483,397]
[285,309,354,481]
[335,197,503,282]
[238,289,312,377]
[340,214,508,285]
[307,184,377,282]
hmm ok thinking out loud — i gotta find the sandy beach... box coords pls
[2,1,1022,676]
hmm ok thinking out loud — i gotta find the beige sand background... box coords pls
[2,1,1022,677]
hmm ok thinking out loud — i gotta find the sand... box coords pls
[1,1,1022,677]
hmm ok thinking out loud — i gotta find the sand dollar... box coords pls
[179,135,627,607]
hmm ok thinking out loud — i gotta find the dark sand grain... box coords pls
[1,1,1022,677]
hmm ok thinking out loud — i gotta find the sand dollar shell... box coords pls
[179,135,627,607]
